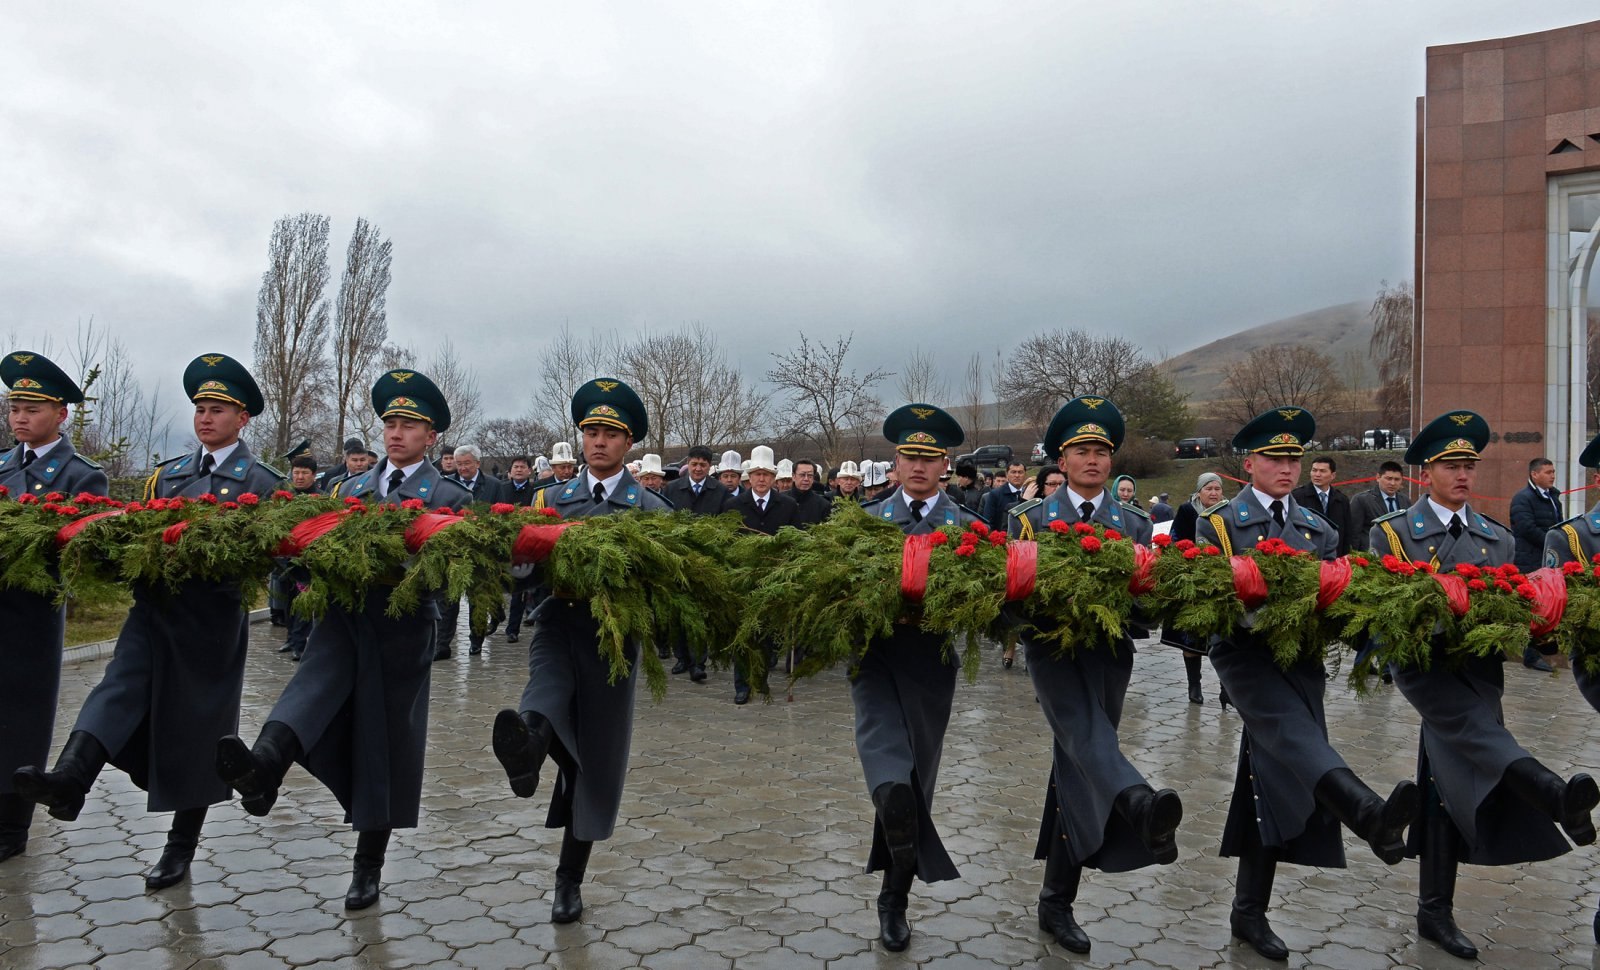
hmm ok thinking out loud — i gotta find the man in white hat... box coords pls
[730,446,797,705]
[539,441,578,487]
[717,450,742,496]
[833,461,864,502]
[774,459,794,492]
[637,454,665,492]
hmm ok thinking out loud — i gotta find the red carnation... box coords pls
[1467,578,1488,591]
[491,503,516,514]
[1175,539,1195,551]
[125,502,143,512]
[238,493,260,506]
[221,501,239,510]
[0,486,7,496]
[1563,561,1585,576]
[1152,533,1172,547]
[1104,529,1122,541]
[1494,580,1512,593]
[1048,520,1070,534]
[1073,522,1095,535]
[273,490,294,500]
[1203,545,1221,556]
[1455,563,1480,578]
[989,532,1007,546]
[345,496,365,506]
[401,499,425,510]
[1351,556,1369,566]
[538,507,561,518]
[970,521,990,537]
[928,531,949,545]
[954,545,975,557]
[197,493,218,505]
[1515,583,1537,600]
[57,505,80,516]
[45,491,64,502]
[1080,536,1102,553]
[1415,562,1434,574]
[17,494,37,505]
[1182,547,1200,559]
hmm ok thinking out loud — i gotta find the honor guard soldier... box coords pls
[1006,396,1180,954]
[491,377,671,924]
[216,369,471,910]
[14,353,283,890]
[0,352,109,862]
[1543,430,1600,944]
[1372,412,1598,960]
[853,404,983,952]
[1197,406,1419,961]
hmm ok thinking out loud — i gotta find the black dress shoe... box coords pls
[671,661,689,674]
[878,902,910,951]
[551,874,583,923]
[1562,773,1599,845]
[1417,906,1477,959]
[492,709,552,798]
[506,632,519,643]
[734,687,750,705]
[1230,909,1288,961]
[1188,683,1203,704]
[469,640,482,656]
[345,865,381,910]
[690,665,707,683]
[1038,900,1090,953]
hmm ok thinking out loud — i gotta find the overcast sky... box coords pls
[2,2,1595,424]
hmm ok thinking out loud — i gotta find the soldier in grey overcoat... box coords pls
[1197,406,1419,962]
[851,404,983,953]
[1005,395,1178,955]
[1372,411,1598,960]
[13,353,282,892]
[216,369,471,911]
[492,378,671,925]
[0,352,109,862]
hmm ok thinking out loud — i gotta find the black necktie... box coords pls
[593,482,606,504]
[910,499,926,522]
[1386,495,1398,514]
[199,453,215,476]
[1269,499,1285,527]
[1448,513,1463,539]
[1319,491,1329,514]
[388,469,405,495]
[20,449,35,468]
[757,496,766,512]
[693,481,702,496]
[1079,501,1095,523]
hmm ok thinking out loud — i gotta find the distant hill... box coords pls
[1159,301,1375,402]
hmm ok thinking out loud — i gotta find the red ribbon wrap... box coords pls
[277,510,348,557]
[1526,567,1569,637]
[1430,572,1471,617]
[512,522,580,564]
[1005,540,1037,602]
[404,512,465,552]
[900,533,935,600]
[162,520,191,544]
[1230,555,1268,610]
[1316,557,1353,611]
[54,509,125,547]
[1129,544,1157,596]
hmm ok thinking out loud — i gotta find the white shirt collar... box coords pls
[378,458,427,497]
[902,489,940,513]
[23,436,63,459]
[1062,487,1103,514]
[585,468,625,501]
[204,440,241,467]
[1251,486,1289,512]
[1428,497,1469,529]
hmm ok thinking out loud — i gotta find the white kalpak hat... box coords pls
[550,441,577,465]
[740,460,751,482]
[626,460,641,475]
[640,454,664,476]
[836,460,862,480]
[719,449,741,471]
[775,458,793,480]
[535,456,552,475]
[748,445,778,474]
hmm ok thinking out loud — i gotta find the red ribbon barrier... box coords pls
[404,512,465,553]
[1317,557,1353,611]
[512,522,580,564]
[1526,567,1568,637]
[1004,540,1037,601]
[54,509,125,547]
[161,520,191,544]
[1129,544,1157,595]
[276,510,348,557]
[1431,572,1471,617]
[900,533,934,600]
[1230,555,1268,610]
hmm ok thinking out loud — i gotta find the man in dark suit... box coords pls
[981,461,1028,529]
[438,443,507,656]
[1291,455,1352,555]
[789,459,832,526]
[1510,457,1564,671]
[448,444,505,503]
[1348,461,1408,553]
[664,446,726,682]
[503,456,537,506]
[502,456,539,644]
[731,446,797,704]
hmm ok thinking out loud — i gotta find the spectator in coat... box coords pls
[981,461,1028,529]
[1510,457,1563,671]
[1348,461,1407,553]
[1149,493,1174,525]
[1291,455,1353,555]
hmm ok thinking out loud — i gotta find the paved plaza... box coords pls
[2,617,1599,969]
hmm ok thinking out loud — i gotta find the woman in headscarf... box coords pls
[1112,474,1142,509]
[1165,472,1227,704]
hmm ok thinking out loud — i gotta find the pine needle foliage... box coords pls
[0,491,115,599]
[1023,522,1140,659]
[1551,563,1600,677]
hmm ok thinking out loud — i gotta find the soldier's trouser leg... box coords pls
[1037,837,1089,953]
[551,829,592,924]
[145,806,206,890]
[11,731,107,822]
[0,793,33,861]
[1416,811,1476,959]
[346,828,389,910]
[1229,849,1287,961]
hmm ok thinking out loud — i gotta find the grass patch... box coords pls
[65,597,131,646]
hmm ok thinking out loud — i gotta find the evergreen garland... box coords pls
[1022,520,1141,659]
[0,489,116,599]
[1550,561,1600,676]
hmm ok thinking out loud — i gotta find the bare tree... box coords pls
[253,212,333,457]
[1368,279,1414,427]
[331,217,393,449]
[994,329,1190,440]
[478,415,562,463]
[427,337,483,444]
[895,347,944,404]
[958,352,988,444]
[618,327,700,453]
[1219,344,1346,430]
[536,323,619,445]
[767,333,890,469]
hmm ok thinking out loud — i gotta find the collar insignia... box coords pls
[201,355,225,367]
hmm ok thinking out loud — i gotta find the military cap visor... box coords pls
[371,369,452,433]
[1046,395,1125,455]
[1580,432,1600,470]
[1233,406,1316,457]
[184,353,265,415]
[1406,410,1489,466]
[883,403,964,457]
[1,351,84,404]
[571,377,647,440]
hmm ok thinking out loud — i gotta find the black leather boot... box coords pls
[1502,757,1599,845]
[1229,849,1287,960]
[345,828,389,910]
[1593,897,1599,945]
[1184,653,1203,705]
[11,731,107,822]
[145,806,206,890]
[551,829,592,923]
[1037,839,1090,953]
[876,865,914,952]
[0,793,33,862]
[1313,767,1419,865]
[215,721,301,817]
[1416,812,1476,959]
[1113,784,1182,864]
[871,781,918,872]
[493,709,554,798]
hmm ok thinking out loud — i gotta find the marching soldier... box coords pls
[216,369,472,910]
[14,353,283,890]
[491,378,671,924]
[0,352,109,862]
[1006,396,1179,954]
[854,404,984,952]
[1373,412,1598,960]
[1197,406,1418,961]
